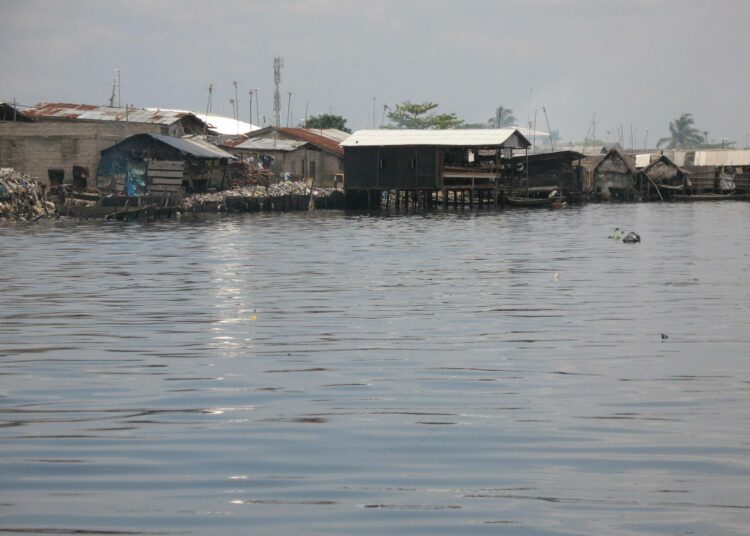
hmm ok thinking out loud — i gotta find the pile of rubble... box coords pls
[181,181,341,212]
[228,162,275,188]
[0,168,57,221]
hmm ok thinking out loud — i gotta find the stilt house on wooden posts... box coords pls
[639,155,689,201]
[511,150,585,198]
[96,133,233,197]
[592,146,638,200]
[341,129,531,208]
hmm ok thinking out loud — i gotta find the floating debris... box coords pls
[0,168,57,222]
[623,231,641,243]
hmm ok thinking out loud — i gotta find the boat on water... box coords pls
[506,195,565,208]
[672,193,740,202]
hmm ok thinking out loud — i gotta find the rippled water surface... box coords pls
[1,204,749,535]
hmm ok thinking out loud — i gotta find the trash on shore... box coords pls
[181,181,341,212]
[0,168,57,222]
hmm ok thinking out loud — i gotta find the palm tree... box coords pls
[488,106,517,128]
[656,113,705,148]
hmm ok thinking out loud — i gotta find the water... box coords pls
[1,204,749,535]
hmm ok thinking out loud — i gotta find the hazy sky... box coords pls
[2,0,749,146]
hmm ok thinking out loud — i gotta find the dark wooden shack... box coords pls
[592,147,637,201]
[97,133,233,197]
[342,129,531,208]
[512,150,585,198]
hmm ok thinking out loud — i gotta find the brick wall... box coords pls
[0,122,165,184]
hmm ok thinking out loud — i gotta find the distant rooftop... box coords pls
[341,129,531,149]
[147,109,260,135]
[24,102,202,126]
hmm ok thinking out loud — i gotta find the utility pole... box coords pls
[204,83,213,136]
[254,90,259,129]
[542,106,554,152]
[247,89,253,125]
[233,80,240,133]
[273,56,283,127]
[644,127,649,149]
[229,98,236,128]
[286,91,293,127]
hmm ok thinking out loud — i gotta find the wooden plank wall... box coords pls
[147,159,184,197]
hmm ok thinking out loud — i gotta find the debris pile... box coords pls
[181,181,343,212]
[228,162,274,188]
[0,168,57,221]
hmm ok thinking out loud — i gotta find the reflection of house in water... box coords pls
[224,127,346,187]
[97,133,233,197]
[0,102,208,186]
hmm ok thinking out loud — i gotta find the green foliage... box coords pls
[656,113,705,149]
[387,101,464,129]
[488,106,516,128]
[303,113,351,133]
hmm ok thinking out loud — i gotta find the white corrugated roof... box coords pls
[147,109,260,135]
[693,150,750,166]
[302,128,351,142]
[341,129,531,148]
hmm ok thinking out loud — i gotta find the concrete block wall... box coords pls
[0,121,165,184]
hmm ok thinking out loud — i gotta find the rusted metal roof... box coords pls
[23,102,199,126]
[275,127,344,156]
[341,129,531,149]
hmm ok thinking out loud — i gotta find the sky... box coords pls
[2,0,749,147]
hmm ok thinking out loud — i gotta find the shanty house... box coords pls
[512,150,585,197]
[0,102,208,186]
[639,155,689,200]
[224,137,311,178]
[592,147,638,200]
[341,129,531,204]
[230,127,346,187]
[97,133,233,197]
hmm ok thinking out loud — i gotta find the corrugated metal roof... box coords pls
[275,127,344,155]
[341,129,531,148]
[693,150,750,166]
[147,109,260,135]
[231,137,308,152]
[23,102,200,126]
[176,135,235,158]
[102,133,233,159]
[302,128,351,142]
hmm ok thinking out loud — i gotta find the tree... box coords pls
[304,113,351,133]
[488,106,517,128]
[656,113,706,149]
[387,101,464,129]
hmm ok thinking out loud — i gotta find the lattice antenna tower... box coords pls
[273,56,284,127]
[108,69,121,108]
